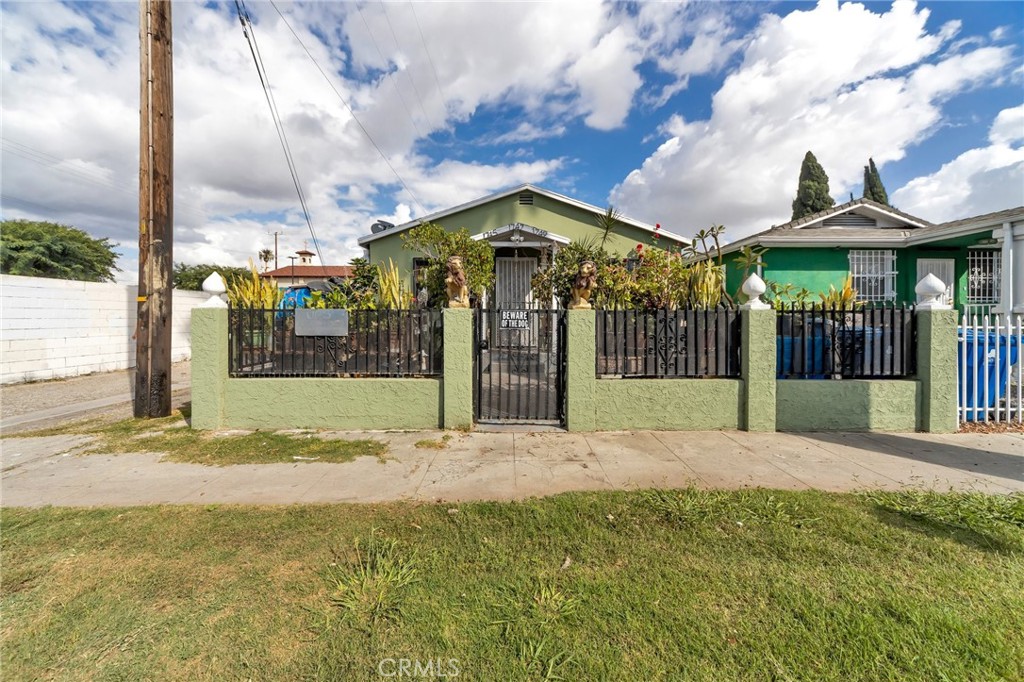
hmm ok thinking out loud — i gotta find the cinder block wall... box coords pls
[1,274,208,384]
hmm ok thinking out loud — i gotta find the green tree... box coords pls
[401,222,495,306]
[348,256,377,292]
[862,158,890,205]
[790,151,835,220]
[172,262,251,291]
[0,219,119,282]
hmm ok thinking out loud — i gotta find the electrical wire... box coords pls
[234,0,328,275]
[1,138,209,224]
[266,0,428,217]
[409,1,451,124]
[355,2,426,140]
[379,1,434,130]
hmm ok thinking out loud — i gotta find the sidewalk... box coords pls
[1,362,191,433]
[2,428,1021,507]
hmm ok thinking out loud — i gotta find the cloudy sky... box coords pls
[2,0,1022,282]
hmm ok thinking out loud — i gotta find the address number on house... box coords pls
[499,310,531,330]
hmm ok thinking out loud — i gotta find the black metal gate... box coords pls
[475,308,566,425]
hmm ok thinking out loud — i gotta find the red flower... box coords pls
[636,243,643,251]
[655,223,661,230]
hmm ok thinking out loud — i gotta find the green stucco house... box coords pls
[720,199,1024,317]
[358,184,687,307]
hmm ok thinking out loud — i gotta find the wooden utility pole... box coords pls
[267,229,283,269]
[135,0,174,418]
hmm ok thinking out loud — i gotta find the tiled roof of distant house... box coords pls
[259,265,354,279]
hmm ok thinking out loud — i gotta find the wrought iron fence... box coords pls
[596,307,741,378]
[775,304,915,379]
[228,307,443,377]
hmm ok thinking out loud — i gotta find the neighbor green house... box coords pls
[720,199,1024,317]
[358,184,686,306]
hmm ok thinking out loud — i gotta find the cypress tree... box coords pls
[862,158,889,205]
[791,151,835,220]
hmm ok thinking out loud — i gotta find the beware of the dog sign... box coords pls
[499,310,530,329]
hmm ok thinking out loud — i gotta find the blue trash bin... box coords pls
[777,332,831,378]
[959,330,1021,421]
[836,328,884,376]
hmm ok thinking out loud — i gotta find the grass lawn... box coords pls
[2,489,1022,681]
[5,409,387,465]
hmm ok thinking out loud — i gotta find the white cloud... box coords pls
[988,104,1024,145]
[892,105,1024,221]
[485,122,568,145]
[1,1,593,277]
[610,0,1014,238]
[568,26,643,130]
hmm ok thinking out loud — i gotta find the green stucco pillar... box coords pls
[566,309,596,432]
[190,306,228,430]
[917,307,958,433]
[443,307,474,430]
[741,306,777,432]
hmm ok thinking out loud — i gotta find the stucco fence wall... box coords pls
[191,305,957,433]
[566,307,956,433]
[1,274,208,385]
[190,307,471,431]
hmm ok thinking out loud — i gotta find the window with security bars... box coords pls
[967,250,1000,305]
[848,250,897,302]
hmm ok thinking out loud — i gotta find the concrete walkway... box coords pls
[2,429,1021,507]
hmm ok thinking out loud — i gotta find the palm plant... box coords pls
[596,206,622,249]
[258,248,274,272]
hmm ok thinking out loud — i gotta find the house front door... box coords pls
[916,259,954,305]
[495,256,537,307]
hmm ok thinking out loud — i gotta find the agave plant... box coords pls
[226,259,283,309]
[819,275,860,308]
[376,258,405,310]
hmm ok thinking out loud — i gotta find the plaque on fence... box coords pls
[499,310,531,330]
[295,309,349,336]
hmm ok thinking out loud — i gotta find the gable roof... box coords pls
[768,197,932,233]
[356,183,687,246]
[721,200,1023,254]
[720,198,933,253]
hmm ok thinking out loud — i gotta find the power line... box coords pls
[234,0,328,275]
[0,191,266,261]
[409,1,451,124]
[355,2,426,140]
[266,0,428,216]
[1,138,209,223]
[379,1,434,130]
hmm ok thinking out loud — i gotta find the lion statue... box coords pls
[569,260,597,310]
[445,255,469,308]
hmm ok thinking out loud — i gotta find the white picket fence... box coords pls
[958,313,1023,425]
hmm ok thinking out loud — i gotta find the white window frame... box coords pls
[849,249,897,302]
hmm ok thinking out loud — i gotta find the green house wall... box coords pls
[365,193,680,287]
[725,231,995,311]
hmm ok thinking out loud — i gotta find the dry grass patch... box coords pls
[7,410,387,465]
[414,434,452,450]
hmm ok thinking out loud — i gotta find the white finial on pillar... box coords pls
[740,273,770,310]
[199,272,228,308]
[915,273,951,310]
